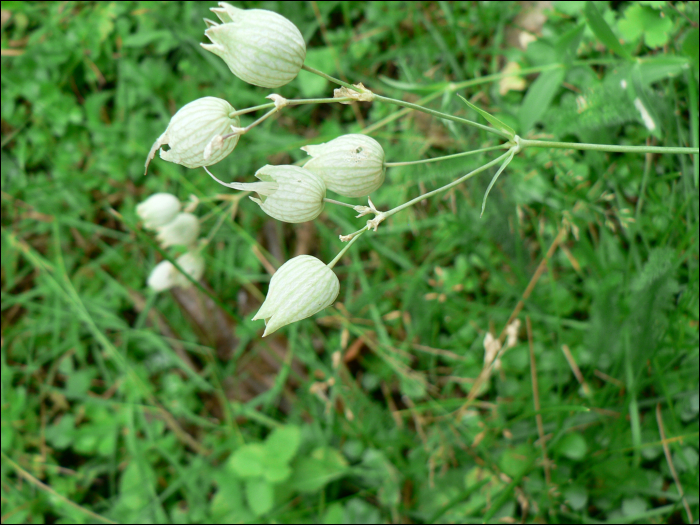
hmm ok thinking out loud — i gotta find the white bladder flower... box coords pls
[156,213,200,248]
[202,3,306,88]
[253,255,340,336]
[147,252,205,292]
[136,193,181,230]
[302,134,386,197]
[211,164,326,223]
[145,97,240,173]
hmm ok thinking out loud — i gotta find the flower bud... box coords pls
[137,193,181,230]
[147,252,205,292]
[253,255,340,336]
[302,134,386,197]
[172,252,205,286]
[230,165,326,223]
[202,3,306,89]
[147,261,178,292]
[156,213,200,248]
[145,97,240,173]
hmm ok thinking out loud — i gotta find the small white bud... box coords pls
[230,165,326,223]
[146,252,205,292]
[136,193,181,230]
[302,134,386,198]
[145,97,240,173]
[201,3,306,88]
[156,213,200,248]
[147,261,178,292]
[253,255,340,336]
[172,252,205,287]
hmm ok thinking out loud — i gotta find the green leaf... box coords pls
[681,29,699,65]
[229,444,266,478]
[555,432,588,461]
[618,4,673,48]
[264,425,301,464]
[584,1,633,61]
[263,462,292,484]
[456,94,515,138]
[637,56,690,86]
[289,447,349,493]
[498,444,533,478]
[211,480,253,523]
[244,478,275,517]
[556,23,585,64]
[518,68,566,133]
[322,503,345,525]
[563,485,589,511]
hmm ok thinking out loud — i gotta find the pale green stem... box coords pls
[228,97,354,120]
[373,94,510,139]
[301,64,511,139]
[324,198,357,210]
[302,64,361,92]
[229,104,274,118]
[328,226,369,269]
[221,107,279,140]
[480,147,517,217]
[202,200,238,246]
[520,138,699,155]
[383,150,514,219]
[384,144,509,167]
[289,97,353,106]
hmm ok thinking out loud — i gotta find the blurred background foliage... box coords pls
[1,1,698,523]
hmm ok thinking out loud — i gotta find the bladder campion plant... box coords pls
[142,2,698,337]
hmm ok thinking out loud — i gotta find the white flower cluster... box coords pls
[136,193,204,292]
[143,3,388,336]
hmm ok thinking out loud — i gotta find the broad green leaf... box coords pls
[244,478,275,517]
[518,67,566,133]
[498,444,533,478]
[263,462,292,484]
[210,481,253,523]
[264,425,301,464]
[637,56,690,86]
[119,462,157,510]
[584,1,633,61]
[289,447,348,493]
[618,4,673,48]
[229,443,266,478]
[556,23,585,64]
[456,94,515,138]
[563,485,589,511]
[555,432,588,461]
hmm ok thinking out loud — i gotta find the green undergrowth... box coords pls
[1,1,698,523]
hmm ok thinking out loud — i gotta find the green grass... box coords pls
[1,1,698,523]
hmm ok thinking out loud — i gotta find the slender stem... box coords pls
[229,97,354,121]
[229,103,274,118]
[520,138,699,155]
[385,144,509,167]
[324,198,357,210]
[288,97,353,106]
[230,107,280,137]
[301,64,361,92]
[301,64,510,139]
[373,94,510,139]
[202,200,238,246]
[383,150,514,219]
[328,226,368,269]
